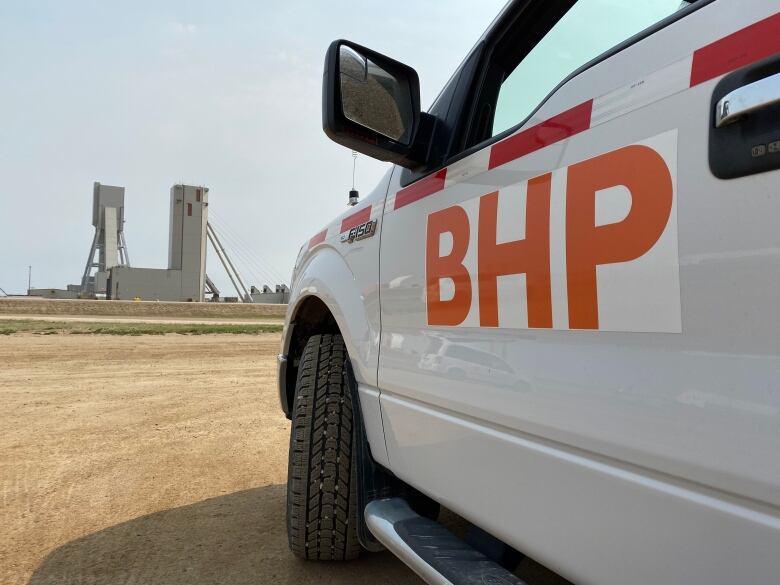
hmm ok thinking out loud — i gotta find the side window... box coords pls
[490,0,694,137]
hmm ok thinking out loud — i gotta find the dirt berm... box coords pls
[0,297,286,319]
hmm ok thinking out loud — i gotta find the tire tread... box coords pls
[286,334,360,560]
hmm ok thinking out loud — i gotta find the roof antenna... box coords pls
[349,150,359,206]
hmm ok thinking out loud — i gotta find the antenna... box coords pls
[349,150,359,206]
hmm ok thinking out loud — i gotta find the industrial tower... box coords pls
[80,182,131,295]
[108,184,215,302]
[31,180,283,302]
[168,184,208,302]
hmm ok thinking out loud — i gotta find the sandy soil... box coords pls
[0,333,421,585]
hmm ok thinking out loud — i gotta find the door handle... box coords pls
[715,71,780,127]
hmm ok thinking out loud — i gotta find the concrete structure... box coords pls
[108,185,208,302]
[107,267,182,301]
[250,284,290,304]
[27,284,85,299]
[81,183,131,295]
[27,288,82,299]
[35,180,285,303]
[168,185,208,300]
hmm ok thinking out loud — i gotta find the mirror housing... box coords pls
[322,40,433,169]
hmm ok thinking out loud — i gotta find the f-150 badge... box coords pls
[341,219,377,243]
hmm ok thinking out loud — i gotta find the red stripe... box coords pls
[340,205,371,233]
[690,12,780,87]
[308,229,327,249]
[488,100,593,170]
[394,169,448,210]
[385,17,780,210]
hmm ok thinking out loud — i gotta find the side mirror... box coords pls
[322,40,432,169]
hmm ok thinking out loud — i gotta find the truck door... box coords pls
[378,1,780,583]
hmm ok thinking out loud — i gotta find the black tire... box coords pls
[286,334,361,560]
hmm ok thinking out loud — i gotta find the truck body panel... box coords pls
[283,2,780,582]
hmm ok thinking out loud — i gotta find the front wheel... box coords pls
[286,334,361,560]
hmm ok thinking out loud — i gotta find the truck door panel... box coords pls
[378,2,780,583]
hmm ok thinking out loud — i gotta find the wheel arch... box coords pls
[279,295,340,418]
[279,249,379,420]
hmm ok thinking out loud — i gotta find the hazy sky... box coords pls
[0,1,506,295]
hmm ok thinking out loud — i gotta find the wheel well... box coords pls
[284,297,443,549]
[284,296,341,415]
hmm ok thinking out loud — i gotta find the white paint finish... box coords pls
[458,196,482,329]
[437,230,454,258]
[443,146,491,189]
[380,393,780,585]
[594,185,632,227]
[548,167,569,330]
[494,179,529,329]
[358,384,390,467]
[376,3,780,584]
[591,56,693,127]
[496,274,528,330]
[384,192,397,214]
[284,169,391,389]
[288,251,379,385]
[381,105,780,504]
[438,277,456,304]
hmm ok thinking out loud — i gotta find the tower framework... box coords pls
[80,182,130,295]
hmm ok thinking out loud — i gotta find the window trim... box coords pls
[400,0,715,187]
[459,0,575,152]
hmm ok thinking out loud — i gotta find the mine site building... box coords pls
[108,185,208,302]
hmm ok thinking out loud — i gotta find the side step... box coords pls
[365,497,527,585]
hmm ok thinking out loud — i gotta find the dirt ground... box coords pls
[0,333,423,585]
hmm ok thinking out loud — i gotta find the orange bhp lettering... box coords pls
[426,205,472,326]
[477,174,553,328]
[566,145,673,329]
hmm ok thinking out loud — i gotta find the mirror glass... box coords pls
[339,45,414,145]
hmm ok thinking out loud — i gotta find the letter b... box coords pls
[426,206,472,326]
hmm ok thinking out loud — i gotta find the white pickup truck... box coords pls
[278,1,780,583]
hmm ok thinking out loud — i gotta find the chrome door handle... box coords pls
[715,72,780,127]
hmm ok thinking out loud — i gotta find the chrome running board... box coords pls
[364,497,527,585]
